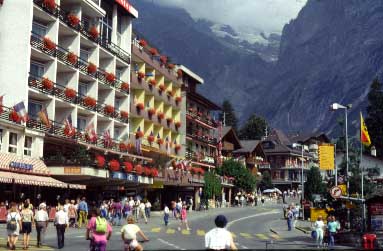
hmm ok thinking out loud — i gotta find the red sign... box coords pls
[115,0,138,18]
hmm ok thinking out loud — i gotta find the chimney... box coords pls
[371,146,377,157]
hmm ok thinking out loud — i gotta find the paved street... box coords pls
[0,200,331,250]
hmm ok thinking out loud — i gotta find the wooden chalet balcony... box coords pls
[185,150,216,165]
[186,109,217,128]
[33,0,131,64]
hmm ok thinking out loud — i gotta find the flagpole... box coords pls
[360,111,365,232]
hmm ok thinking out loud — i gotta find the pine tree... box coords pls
[366,78,383,157]
[305,166,326,201]
[239,113,268,140]
[220,100,238,131]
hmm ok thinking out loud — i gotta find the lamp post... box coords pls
[330,102,351,227]
[293,142,305,220]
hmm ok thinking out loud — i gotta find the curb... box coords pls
[269,228,279,235]
[295,226,310,234]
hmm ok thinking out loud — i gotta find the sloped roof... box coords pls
[289,132,330,144]
[233,140,261,153]
[221,126,242,150]
[265,129,291,145]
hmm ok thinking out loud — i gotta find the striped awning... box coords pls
[68,183,86,190]
[0,171,67,188]
[0,153,50,175]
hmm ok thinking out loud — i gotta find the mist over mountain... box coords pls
[131,0,383,135]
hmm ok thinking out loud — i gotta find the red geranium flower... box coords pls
[119,143,127,152]
[67,52,78,65]
[136,103,144,110]
[139,39,147,47]
[84,96,96,107]
[109,160,120,172]
[104,105,115,114]
[41,77,54,90]
[144,167,151,176]
[106,72,115,83]
[149,79,157,86]
[135,164,143,174]
[121,82,129,91]
[95,155,105,168]
[137,72,145,80]
[87,63,97,74]
[166,117,173,124]
[64,88,76,98]
[157,138,164,145]
[147,135,155,143]
[157,112,165,120]
[149,48,158,56]
[43,37,56,50]
[175,121,181,128]
[89,26,99,39]
[158,84,166,92]
[67,14,80,27]
[136,131,144,138]
[151,168,159,177]
[120,110,129,118]
[124,162,134,173]
[43,0,56,11]
[175,96,182,103]
[148,108,156,116]
[9,110,20,123]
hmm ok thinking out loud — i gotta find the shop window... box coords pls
[24,136,32,156]
[8,132,17,153]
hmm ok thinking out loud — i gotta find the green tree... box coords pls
[217,159,257,192]
[366,78,383,157]
[259,171,273,190]
[203,171,222,199]
[220,100,238,131]
[305,166,326,201]
[239,113,268,140]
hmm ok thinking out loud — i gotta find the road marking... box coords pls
[181,229,190,235]
[235,242,248,249]
[196,229,205,236]
[157,238,186,250]
[166,228,175,234]
[151,227,161,233]
[75,235,85,238]
[269,233,281,240]
[255,233,269,240]
[231,232,237,238]
[227,210,279,229]
[240,232,252,239]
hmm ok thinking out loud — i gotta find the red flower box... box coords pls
[157,138,164,145]
[64,126,76,137]
[144,167,151,176]
[121,82,129,91]
[67,52,78,65]
[175,96,182,103]
[104,105,115,114]
[136,103,144,111]
[89,26,99,39]
[139,39,147,47]
[167,90,174,97]
[84,96,96,107]
[147,135,155,143]
[109,159,120,172]
[124,162,134,173]
[167,63,175,69]
[43,37,55,50]
[166,117,173,124]
[158,84,166,92]
[67,14,80,27]
[64,88,76,99]
[160,55,167,64]
[43,0,55,11]
[87,63,97,74]
[136,131,144,138]
[106,72,115,83]
[148,108,156,116]
[157,112,165,120]
[95,155,105,168]
[135,164,143,174]
[149,48,158,56]
[137,72,145,80]
[175,121,181,128]
[174,144,181,152]
[41,77,53,90]
[119,142,127,152]
[149,79,157,86]
[177,69,183,79]
[9,110,20,123]
[151,168,159,177]
[120,110,129,119]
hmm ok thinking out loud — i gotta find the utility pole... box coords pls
[223,112,226,126]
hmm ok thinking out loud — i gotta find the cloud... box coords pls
[151,0,307,34]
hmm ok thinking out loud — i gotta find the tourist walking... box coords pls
[6,202,22,250]
[86,209,112,251]
[313,216,325,248]
[78,197,88,228]
[178,205,190,231]
[327,216,338,249]
[35,203,49,247]
[121,215,149,251]
[138,201,148,224]
[68,200,77,228]
[205,215,237,250]
[112,199,122,226]
[261,196,265,206]
[54,205,69,249]
[286,207,294,231]
[145,200,151,219]
[20,202,34,250]
[163,204,170,226]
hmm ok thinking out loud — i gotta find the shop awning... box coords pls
[0,153,50,175]
[0,171,85,189]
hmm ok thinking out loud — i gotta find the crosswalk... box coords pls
[0,237,54,251]
[149,227,283,241]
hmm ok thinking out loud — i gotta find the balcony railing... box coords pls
[0,105,23,126]
[33,0,131,64]
[28,74,129,123]
[30,32,129,95]
[186,129,217,145]
[185,150,216,165]
[186,109,217,128]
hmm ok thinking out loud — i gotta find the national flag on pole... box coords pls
[103,129,112,147]
[360,112,371,146]
[0,95,4,114]
[64,114,75,134]
[85,122,97,142]
[37,107,51,128]
[135,127,142,155]
[14,101,28,122]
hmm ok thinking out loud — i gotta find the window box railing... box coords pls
[185,150,216,165]
[186,109,217,127]
[186,129,217,145]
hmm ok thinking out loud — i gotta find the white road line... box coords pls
[157,238,186,250]
[227,210,279,229]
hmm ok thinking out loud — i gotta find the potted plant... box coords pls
[175,96,182,104]
[174,144,181,153]
[157,138,164,145]
[120,110,129,119]
[151,168,159,177]
[149,48,158,56]
[158,84,166,94]
[43,0,55,11]
[109,160,120,172]
[147,134,155,144]
[9,110,20,123]
[157,112,165,121]
[136,103,144,113]
[144,167,151,176]
[41,77,53,90]
[67,13,80,27]
[175,121,181,129]
[64,88,76,99]
[89,26,99,40]
[84,96,96,107]
[67,52,78,65]
[167,90,174,97]
[87,63,97,74]
[104,105,115,115]
[124,162,133,173]
[147,108,156,118]
[135,130,144,138]
[95,155,105,168]
[43,37,55,50]
[139,39,147,47]
[137,72,145,81]
[64,126,76,137]
[106,72,115,83]
[121,82,129,92]
[166,117,173,126]
[148,79,157,87]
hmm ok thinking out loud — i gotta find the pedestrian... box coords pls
[54,205,69,249]
[122,200,130,219]
[68,200,77,228]
[6,202,22,250]
[34,203,49,248]
[63,199,70,214]
[20,201,34,250]
[121,215,149,251]
[314,215,325,248]
[234,195,239,207]
[205,215,237,250]
[327,216,338,249]
[261,196,265,206]
[292,204,298,228]
[86,209,112,251]
[134,199,140,221]
[163,204,170,226]
[145,200,151,219]
[178,204,190,231]
[138,201,147,224]
[286,207,294,231]
[189,198,193,211]
[78,197,88,228]
[112,199,122,226]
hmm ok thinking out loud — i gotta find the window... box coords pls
[115,69,122,80]
[30,61,45,77]
[32,21,47,37]
[28,101,42,120]
[115,128,120,139]
[100,7,113,42]
[24,136,32,156]
[77,117,87,131]
[8,132,17,153]
[0,128,3,151]
[78,83,88,96]
[115,98,121,109]
[80,49,89,62]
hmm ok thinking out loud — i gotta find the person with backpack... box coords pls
[86,209,112,251]
[20,201,34,249]
[6,202,22,250]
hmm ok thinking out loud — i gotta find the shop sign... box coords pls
[9,161,33,171]
[111,172,139,183]
[126,174,138,183]
[138,176,153,184]
[150,180,164,189]
[64,167,81,174]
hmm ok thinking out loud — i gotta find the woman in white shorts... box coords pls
[121,216,149,251]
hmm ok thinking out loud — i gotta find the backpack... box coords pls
[7,213,17,231]
[95,216,107,234]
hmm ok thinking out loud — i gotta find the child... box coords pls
[163,204,170,226]
[178,205,190,231]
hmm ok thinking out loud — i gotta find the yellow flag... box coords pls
[360,112,371,146]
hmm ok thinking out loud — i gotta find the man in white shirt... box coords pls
[35,204,49,247]
[205,215,237,250]
[145,200,152,219]
[54,205,69,249]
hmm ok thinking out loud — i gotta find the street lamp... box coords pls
[330,102,352,228]
[292,142,305,220]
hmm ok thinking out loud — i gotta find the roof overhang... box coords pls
[178,65,204,84]
[115,0,138,18]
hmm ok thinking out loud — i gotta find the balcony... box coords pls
[28,74,129,123]
[185,150,216,166]
[0,105,24,126]
[33,0,130,64]
[186,109,217,129]
[162,168,204,186]
[257,163,271,169]
[186,129,217,146]
[30,33,129,95]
